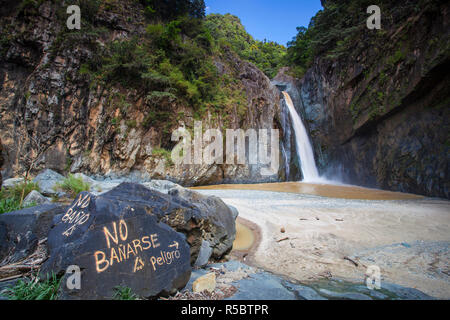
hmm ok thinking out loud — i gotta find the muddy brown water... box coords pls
[192,182,423,201]
[232,221,255,251]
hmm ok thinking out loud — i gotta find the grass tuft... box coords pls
[54,174,91,197]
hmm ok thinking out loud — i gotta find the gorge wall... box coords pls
[277,0,449,198]
[0,0,282,186]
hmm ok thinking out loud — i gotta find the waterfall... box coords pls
[282,91,321,182]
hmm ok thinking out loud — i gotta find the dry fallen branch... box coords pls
[276,237,289,243]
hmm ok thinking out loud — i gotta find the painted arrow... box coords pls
[168,241,179,250]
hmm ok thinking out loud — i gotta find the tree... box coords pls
[0,137,3,191]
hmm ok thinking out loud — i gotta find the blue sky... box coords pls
[205,0,323,46]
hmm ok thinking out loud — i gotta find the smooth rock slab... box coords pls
[194,240,213,268]
[1,178,24,189]
[41,186,192,300]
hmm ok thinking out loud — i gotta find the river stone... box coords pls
[94,183,222,264]
[0,204,65,262]
[33,169,65,196]
[72,173,96,185]
[169,186,236,259]
[228,205,239,220]
[40,187,192,300]
[23,190,50,206]
[193,272,216,293]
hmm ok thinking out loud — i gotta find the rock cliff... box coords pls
[0,0,282,186]
[0,137,3,190]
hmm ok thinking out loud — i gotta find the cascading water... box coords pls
[282,91,321,182]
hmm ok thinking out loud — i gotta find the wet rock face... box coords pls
[44,182,235,265]
[279,2,449,198]
[273,68,306,181]
[41,189,192,300]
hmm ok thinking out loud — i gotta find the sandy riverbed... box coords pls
[193,182,423,200]
[194,183,450,299]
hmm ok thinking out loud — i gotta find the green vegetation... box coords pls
[78,2,260,144]
[1,273,61,300]
[113,286,139,300]
[152,147,174,166]
[3,181,40,202]
[205,14,287,78]
[0,181,40,214]
[387,49,406,66]
[54,174,91,197]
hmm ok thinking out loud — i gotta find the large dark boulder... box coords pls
[0,204,65,263]
[32,169,65,197]
[40,183,212,299]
